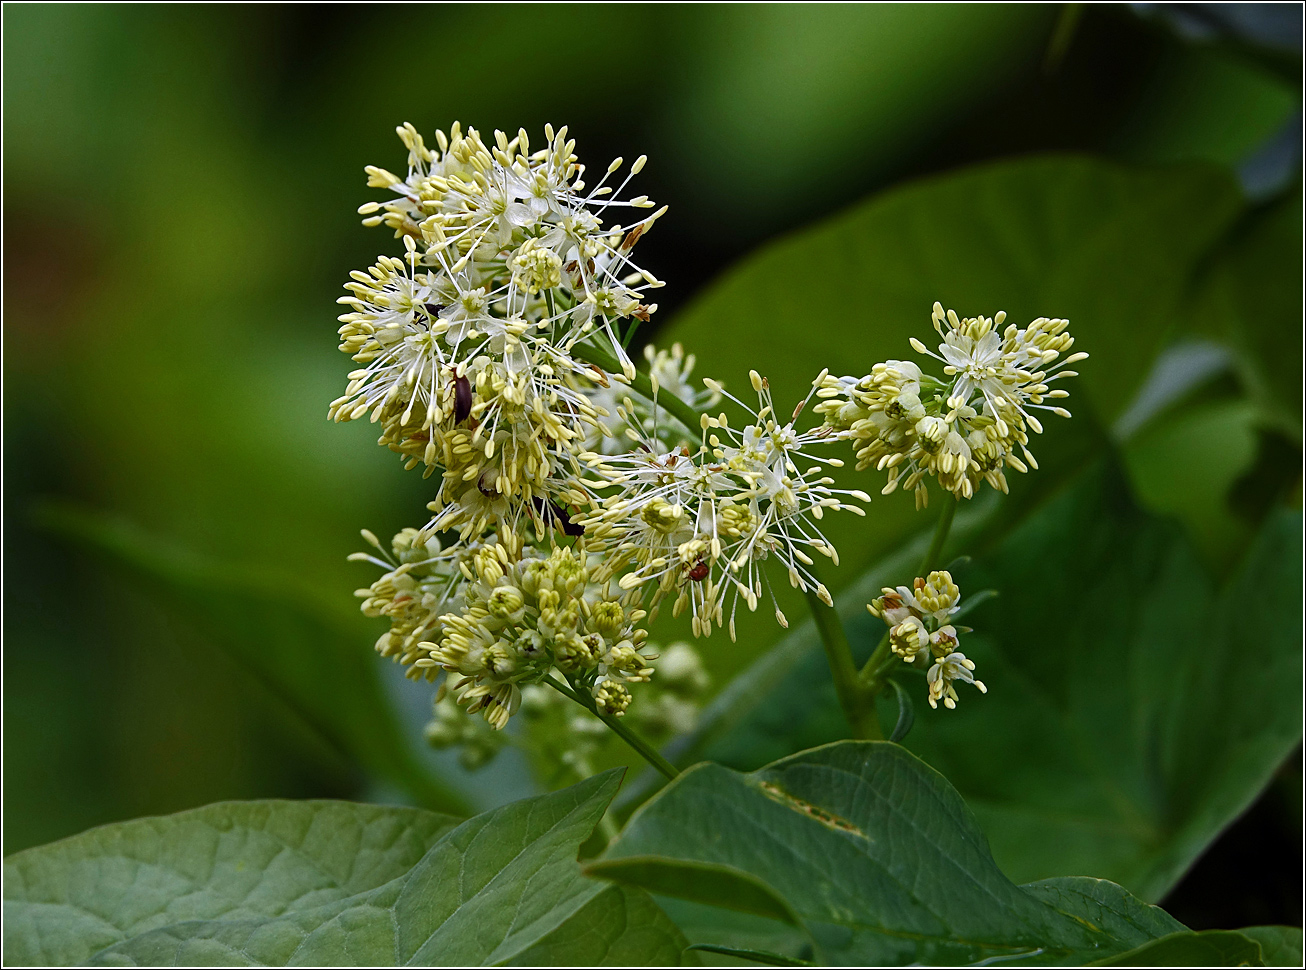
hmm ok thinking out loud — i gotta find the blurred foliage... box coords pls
[3,3,1300,937]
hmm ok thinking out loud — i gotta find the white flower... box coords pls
[927,651,986,710]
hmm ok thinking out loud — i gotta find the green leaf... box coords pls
[886,679,915,743]
[595,741,1186,966]
[1189,191,1304,435]
[1122,399,1261,567]
[502,884,689,967]
[1021,877,1186,947]
[1237,926,1304,967]
[32,501,467,815]
[5,770,685,966]
[653,154,1243,691]
[3,799,458,966]
[1090,930,1264,967]
[660,463,1302,901]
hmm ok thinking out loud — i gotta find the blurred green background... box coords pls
[4,1,1301,929]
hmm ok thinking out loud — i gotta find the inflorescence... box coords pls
[338,122,1084,745]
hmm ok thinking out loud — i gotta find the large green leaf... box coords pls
[33,502,468,815]
[650,155,1243,683]
[4,771,686,966]
[592,742,1217,966]
[656,464,1302,901]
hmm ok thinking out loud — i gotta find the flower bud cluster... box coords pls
[423,641,711,777]
[817,303,1085,508]
[411,542,654,729]
[868,570,986,710]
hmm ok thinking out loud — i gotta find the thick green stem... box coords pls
[803,585,882,740]
[545,675,680,781]
[860,496,959,688]
[572,342,705,436]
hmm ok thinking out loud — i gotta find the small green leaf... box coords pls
[1090,929,1264,966]
[886,679,915,743]
[598,741,1181,966]
[1237,927,1304,968]
[1022,877,1186,947]
[5,771,686,966]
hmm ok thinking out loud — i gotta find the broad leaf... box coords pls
[593,742,1201,966]
[658,463,1302,901]
[5,771,686,966]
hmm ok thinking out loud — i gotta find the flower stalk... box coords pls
[545,675,680,780]
[803,583,882,740]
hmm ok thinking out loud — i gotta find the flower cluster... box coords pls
[868,570,986,709]
[581,370,869,640]
[817,303,1086,508]
[340,123,1083,748]
[351,527,473,673]
[424,641,711,776]
[331,123,667,540]
[422,541,654,727]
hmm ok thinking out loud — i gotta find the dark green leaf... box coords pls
[597,742,1182,966]
[4,770,684,966]
[1022,877,1187,947]
[1189,192,1304,434]
[1090,929,1264,966]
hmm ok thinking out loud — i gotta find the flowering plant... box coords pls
[9,120,1297,970]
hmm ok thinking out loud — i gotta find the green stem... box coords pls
[572,342,705,436]
[860,495,959,688]
[544,675,680,780]
[915,495,958,580]
[803,584,881,740]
